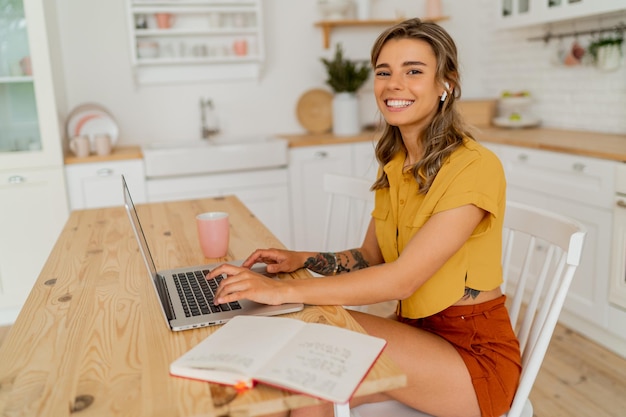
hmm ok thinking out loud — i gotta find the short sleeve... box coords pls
[433,143,506,222]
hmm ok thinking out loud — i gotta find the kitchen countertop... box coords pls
[64,145,143,165]
[279,131,379,147]
[281,127,626,162]
[64,127,626,165]
[476,126,626,162]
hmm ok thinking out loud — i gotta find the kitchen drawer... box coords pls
[65,159,146,210]
[145,168,291,247]
[499,145,615,209]
[0,167,68,315]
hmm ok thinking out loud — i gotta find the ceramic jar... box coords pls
[332,92,360,136]
[317,0,353,20]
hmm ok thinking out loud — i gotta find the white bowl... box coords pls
[137,41,159,59]
[318,0,352,20]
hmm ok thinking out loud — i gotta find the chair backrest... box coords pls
[502,201,586,417]
[322,173,374,252]
[351,201,586,417]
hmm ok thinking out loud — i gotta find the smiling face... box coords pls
[374,38,445,139]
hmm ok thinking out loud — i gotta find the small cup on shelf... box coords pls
[94,134,112,156]
[155,13,175,29]
[69,135,90,158]
[233,39,248,56]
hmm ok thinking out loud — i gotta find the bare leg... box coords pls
[275,311,480,417]
[347,311,481,417]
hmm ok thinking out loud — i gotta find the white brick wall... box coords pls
[472,3,626,134]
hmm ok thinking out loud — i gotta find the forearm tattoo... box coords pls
[303,250,370,276]
[351,250,369,270]
[304,252,337,275]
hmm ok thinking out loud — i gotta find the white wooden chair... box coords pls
[350,201,586,417]
[321,173,375,314]
[322,173,375,253]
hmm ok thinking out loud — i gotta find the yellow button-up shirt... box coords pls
[373,138,506,318]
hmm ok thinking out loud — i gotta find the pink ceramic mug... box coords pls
[196,212,229,258]
[69,135,90,158]
[95,134,112,156]
[233,39,248,56]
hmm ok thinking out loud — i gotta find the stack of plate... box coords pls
[65,103,119,152]
[492,96,540,128]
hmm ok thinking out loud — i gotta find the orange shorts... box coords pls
[399,295,521,417]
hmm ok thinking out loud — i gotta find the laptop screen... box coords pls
[122,176,159,281]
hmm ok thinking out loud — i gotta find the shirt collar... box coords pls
[383,150,407,178]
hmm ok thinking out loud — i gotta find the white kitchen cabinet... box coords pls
[483,141,625,355]
[352,141,378,180]
[610,164,626,310]
[125,0,264,84]
[146,168,292,248]
[65,159,147,210]
[498,144,615,208]
[0,0,69,324]
[0,0,64,170]
[0,168,68,318]
[289,142,378,251]
[550,198,613,323]
[497,0,626,28]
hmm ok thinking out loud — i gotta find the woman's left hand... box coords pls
[209,264,290,306]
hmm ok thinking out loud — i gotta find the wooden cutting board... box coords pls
[296,89,333,134]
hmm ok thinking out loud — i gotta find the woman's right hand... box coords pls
[242,248,308,274]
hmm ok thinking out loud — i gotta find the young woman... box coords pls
[210,18,521,417]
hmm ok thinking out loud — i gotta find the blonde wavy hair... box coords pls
[370,18,474,194]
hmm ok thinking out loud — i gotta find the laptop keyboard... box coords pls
[172,270,242,317]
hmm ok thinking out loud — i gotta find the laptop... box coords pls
[122,176,303,331]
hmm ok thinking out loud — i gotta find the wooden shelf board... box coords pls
[315,17,450,48]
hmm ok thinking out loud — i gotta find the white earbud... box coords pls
[440,81,450,102]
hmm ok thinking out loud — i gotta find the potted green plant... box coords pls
[588,35,623,71]
[320,43,371,136]
[321,43,370,93]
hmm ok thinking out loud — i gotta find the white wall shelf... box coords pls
[136,55,261,65]
[0,76,34,84]
[134,28,258,36]
[496,0,626,29]
[314,17,449,49]
[125,0,264,84]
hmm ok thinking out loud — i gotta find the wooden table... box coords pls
[0,196,405,417]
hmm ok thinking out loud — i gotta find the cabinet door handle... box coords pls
[572,162,586,172]
[617,200,626,209]
[96,168,114,177]
[8,175,25,184]
[517,153,528,162]
[314,151,328,159]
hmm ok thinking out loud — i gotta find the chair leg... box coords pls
[343,305,368,313]
[351,400,434,417]
[334,402,350,417]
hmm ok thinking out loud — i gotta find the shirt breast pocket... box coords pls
[372,204,396,260]
[371,205,389,221]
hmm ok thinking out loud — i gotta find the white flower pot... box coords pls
[597,44,622,72]
[332,92,361,136]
